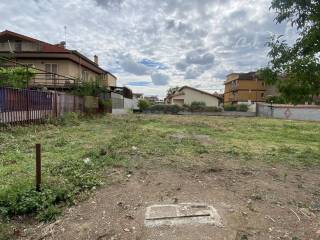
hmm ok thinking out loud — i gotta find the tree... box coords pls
[259,0,320,104]
[138,99,151,112]
[166,86,180,97]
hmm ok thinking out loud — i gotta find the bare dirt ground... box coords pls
[22,157,320,240]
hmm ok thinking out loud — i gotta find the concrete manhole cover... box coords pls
[145,203,222,227]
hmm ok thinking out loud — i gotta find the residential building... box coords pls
[224,72,278,104]
[165,86,222,107]
[132,93,144,100]
[144,95,159,104]
[0,30,116,88]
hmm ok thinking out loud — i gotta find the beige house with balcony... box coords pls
[165,86,222,107]
[0,30,117,88]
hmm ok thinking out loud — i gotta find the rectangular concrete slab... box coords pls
[145,203,222,227]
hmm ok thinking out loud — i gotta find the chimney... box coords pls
[94,55,99,65]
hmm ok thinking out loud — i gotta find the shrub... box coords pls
[190,101,206,112]
[223,104,237,111]
[224,104,249,112]
[146,104,183,114]
[98,98,112,112]
[72,80,107,97]
[138,99,151,111]
[237,104,249,112]
[205,106,222,112]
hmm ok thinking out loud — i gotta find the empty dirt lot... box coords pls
[1,115,320,239]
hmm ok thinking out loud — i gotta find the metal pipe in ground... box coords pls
[35,143,41,192]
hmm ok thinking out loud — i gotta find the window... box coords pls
[261,92,264,98]
[45,64,58,80]
[15,40,22,51]
[82,70,89,81]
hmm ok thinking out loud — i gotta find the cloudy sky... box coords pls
[0,0,297,97]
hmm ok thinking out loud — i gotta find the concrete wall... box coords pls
[170,88,220,107]
[257,103,320,121]
[124,98,134,112]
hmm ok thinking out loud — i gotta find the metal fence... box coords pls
[0,87,55,125]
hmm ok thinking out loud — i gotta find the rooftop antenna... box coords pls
[64,26,67,48]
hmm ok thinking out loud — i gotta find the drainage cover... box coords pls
[145,203,222,227]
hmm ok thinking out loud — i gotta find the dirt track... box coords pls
[24,161,320,240]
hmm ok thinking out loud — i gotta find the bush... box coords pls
[205,106,222,112]
[138,99,151,111]
[0,67,36,88]
[98,98,112,112]
[72,80,107,97]
[190,101,206,112]
[224,104,249,112]
[146,104,183,114]
[237,104,249,112]
[223,104,237,111]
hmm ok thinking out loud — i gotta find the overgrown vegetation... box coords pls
[146,104,183,114]
[0,67,36,88]
[224,104,248,112]
[138,99,151,111]
[184,101,222,112]
[1,114,320,238]
[72,80,108,97]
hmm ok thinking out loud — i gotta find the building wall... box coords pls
[171,88,220,107]
[17,59,101,85]
[0,40,40,52]
[224,79,267,103]
[257,103,320,121]
[106,74,117,87]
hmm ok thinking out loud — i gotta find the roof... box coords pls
[0,30,69,53]
[0,30,116,78]
[168,86,222,100]
[225,71,262,84]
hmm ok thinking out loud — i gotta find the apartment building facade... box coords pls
[224,72,278,104]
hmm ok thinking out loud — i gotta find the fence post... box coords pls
[26,90,30,123]
[35,144,41,192]
[54,92,58,118]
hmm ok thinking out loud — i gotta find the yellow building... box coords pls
[0,30,117,88]
[224,72,278,104]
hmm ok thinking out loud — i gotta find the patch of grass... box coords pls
[0,114,320,229]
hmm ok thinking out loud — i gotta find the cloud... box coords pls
[118,54,150,76]
[151,72,170,86]
[0,0,293,97]
[185,49,215,65]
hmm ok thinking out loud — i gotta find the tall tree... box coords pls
[166,86,180,97]
[259,0,320,104]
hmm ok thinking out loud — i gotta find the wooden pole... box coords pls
[36,144,41,192]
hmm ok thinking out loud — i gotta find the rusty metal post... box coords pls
[36,144,41,192]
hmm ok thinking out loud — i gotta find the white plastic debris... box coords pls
[83,158,91,164]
